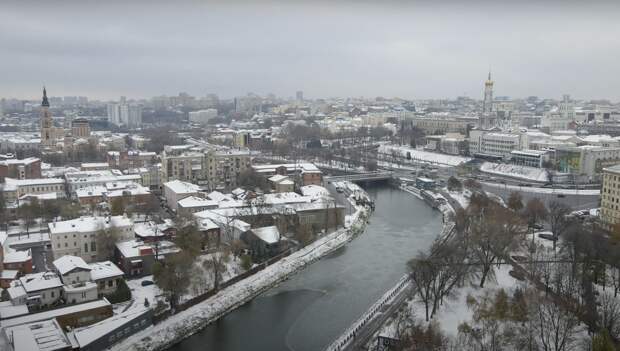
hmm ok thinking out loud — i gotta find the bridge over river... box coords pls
[168,184,442,351]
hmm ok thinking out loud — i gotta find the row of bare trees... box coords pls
[405,187,620,350]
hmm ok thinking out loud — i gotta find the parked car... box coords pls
[557,194,566,198]
[141,280,154,286]
[532,223,544,230]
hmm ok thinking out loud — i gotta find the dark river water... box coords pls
[168,184,442,351]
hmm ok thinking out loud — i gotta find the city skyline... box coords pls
[2,1,620,101]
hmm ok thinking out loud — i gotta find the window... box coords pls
[51,291,55,298]
[85,243,88,252]
[91,242,96,251]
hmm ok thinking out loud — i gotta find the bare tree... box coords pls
[531,292,581,351]
[598,292,620,341]
[407,240,466,321]
[523,198,548,231]
[96,226,121,261]
[469,204,522,288]
[203,248,231,291]
[547,201,572,250]
[152,251,194,309]
[507,191,524,212]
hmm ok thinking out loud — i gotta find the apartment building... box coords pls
[0,157,41,181]
[49,216,134,263]
[601,164,620,229]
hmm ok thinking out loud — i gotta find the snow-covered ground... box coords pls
[378,145,472,167]
[482,181,600,195]
[480,162,549,182]
[448,189,471,209]
[108,183,372,351]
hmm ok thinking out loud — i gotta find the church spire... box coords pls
[42,86,49,107]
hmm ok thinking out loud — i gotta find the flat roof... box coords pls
[0,299,111,329]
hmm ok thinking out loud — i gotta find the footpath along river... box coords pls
[168,184,442,351]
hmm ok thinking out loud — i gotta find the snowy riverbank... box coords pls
[109,183,372,351]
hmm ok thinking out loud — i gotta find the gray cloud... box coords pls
[2,0,620,101]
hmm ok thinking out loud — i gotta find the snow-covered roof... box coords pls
[177,196,218,209]
[198,218,219,231]
[116,240,179,258]
[4,318,71,351]
[300,185,330,198]
[74,307,150,348]
[0,299,111,329]
[75,186,107,198]
[49,215,133,235]
[88,261,124,281]
[252,226,280,244]
[268,174,289,183]
[18,272,63,293]
[0,269,18,280]
[262,192,309,205]
[3,249,31,264]
[252,162,321,174]
[164,179,201,194]
[3,177,64,188]
[53,255,91,276]
[0,303,28,319]
[207,191,233,202]
[510,149,548,157]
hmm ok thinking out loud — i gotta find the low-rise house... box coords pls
[115,240,180,277]
[89,261,124,298]
[241,226,284,260]
[49,215,134,263]
[163,179,203,211]
[133,221,176,242]
[177,196,218,217]
[10,272,63,309]
[53,255,91,285]
[3,250,33,276]
[269,175,295,193]
[52,255,99,305]
[252,163,323,186]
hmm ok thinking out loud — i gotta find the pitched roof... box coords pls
[53,255,91,275]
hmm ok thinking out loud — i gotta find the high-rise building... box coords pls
[107,100,142,128]
[296,90,303,101]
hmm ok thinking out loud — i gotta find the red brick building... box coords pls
[0,157,41,181]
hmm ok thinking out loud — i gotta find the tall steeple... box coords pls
[483,71,494,114]
[42,86,50,107]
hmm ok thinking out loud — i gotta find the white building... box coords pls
[65,169,141,197]
[163,179,203,211]
[107,102,143,128]
[189,109,218,125]
[510,150,550,168]
[468,129,521,158]
[1,177,66,204]
[9,272,63,308]
[52,255,98,304]
[49,216,134,263]
[89,261,125,298]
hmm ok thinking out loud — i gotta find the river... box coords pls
[168,184,442,351]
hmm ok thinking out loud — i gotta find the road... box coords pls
[344,283,412,351]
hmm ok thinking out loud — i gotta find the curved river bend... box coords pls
[169,184,442,351]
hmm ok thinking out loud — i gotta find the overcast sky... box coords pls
[2,0,620,101]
